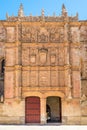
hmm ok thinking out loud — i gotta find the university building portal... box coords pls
[25,96,61,124]
[0,4,87,125]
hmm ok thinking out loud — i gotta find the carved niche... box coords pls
[39,48,48,65]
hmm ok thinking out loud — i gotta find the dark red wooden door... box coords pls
[25,97,40,123]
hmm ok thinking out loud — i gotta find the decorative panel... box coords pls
[0,26,6,42]
[39,48,48,65]
[22,48,29,66]
[39,71,50,87]
[58,71,65,87]
[50,54,56,64]
[25,97,40,123]
[22,26,37,42]
[6,49,15,66]
[6,27,15,42]
[58,47,65,65]
[70,27,79,43]
[22,71,30,87]
[80,26,87,42]
[30,71,38,86]
[51,71,58,87]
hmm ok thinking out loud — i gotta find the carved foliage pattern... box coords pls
[0,26,6,42]
[80,26,87,42]
[6,27,16,42]
[21,25,64,43]
[70,27,79,43]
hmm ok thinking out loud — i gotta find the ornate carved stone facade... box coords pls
[0,4,87,125]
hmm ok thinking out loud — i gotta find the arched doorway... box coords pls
[25,96,40,123]
[1,59,5,75]
[0,59,5,103]
[46,96,61,123]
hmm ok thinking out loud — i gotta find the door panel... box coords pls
[25,97,40,123]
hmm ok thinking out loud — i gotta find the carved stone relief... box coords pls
[47,26,64,43]
[38,27,49,43]
[39,48,48,65]
[70,27,79,43]
[20,25,64,43]
[58,47,65,65]
[30,54,36,64]
[80,26,87,42]
[22,26,38,42]
[50,54,56,64]
[6,27,16,42]
[0,26,6,42]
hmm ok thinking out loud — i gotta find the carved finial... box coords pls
[62,4,65,9]
[53,12,56,17]
[62,4,67,16]
[12,13,14,17]
[6,12,9,19]
[41,9,45,17]
[30,13,32,17]
[18,3,24,17]
[76,12,78,20]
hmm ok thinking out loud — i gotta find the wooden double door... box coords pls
[25,97,40,123]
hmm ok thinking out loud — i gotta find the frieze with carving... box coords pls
[47,26,64,43]
[80,26,87,42]
[0,26,6,42]
[22,26,38,42]
[37,27,49,43]
[70,27,79,43]
[6,27,16,42]
[20,25,65,43]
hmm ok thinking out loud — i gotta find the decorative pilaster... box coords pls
[14,65,22,98]
[14,23,22,99]
[40,98,47,124]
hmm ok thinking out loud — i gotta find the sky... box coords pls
[0,0,87,20]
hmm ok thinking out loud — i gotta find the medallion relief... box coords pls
[39,48,48,65]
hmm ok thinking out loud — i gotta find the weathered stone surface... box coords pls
[0,4,87,125]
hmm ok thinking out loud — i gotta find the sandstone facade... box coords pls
[0,4,87,125]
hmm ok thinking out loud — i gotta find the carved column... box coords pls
[40,98,47,124]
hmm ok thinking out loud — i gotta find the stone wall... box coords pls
[0,19,86,124]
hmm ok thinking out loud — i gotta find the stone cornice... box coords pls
[71,66,80,71]
[69,22,81,27]
[70,42,81,48]
[22,65,71,71]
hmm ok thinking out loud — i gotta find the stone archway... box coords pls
[46,96,62,123]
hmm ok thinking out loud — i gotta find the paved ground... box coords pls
[0,125,86,130]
